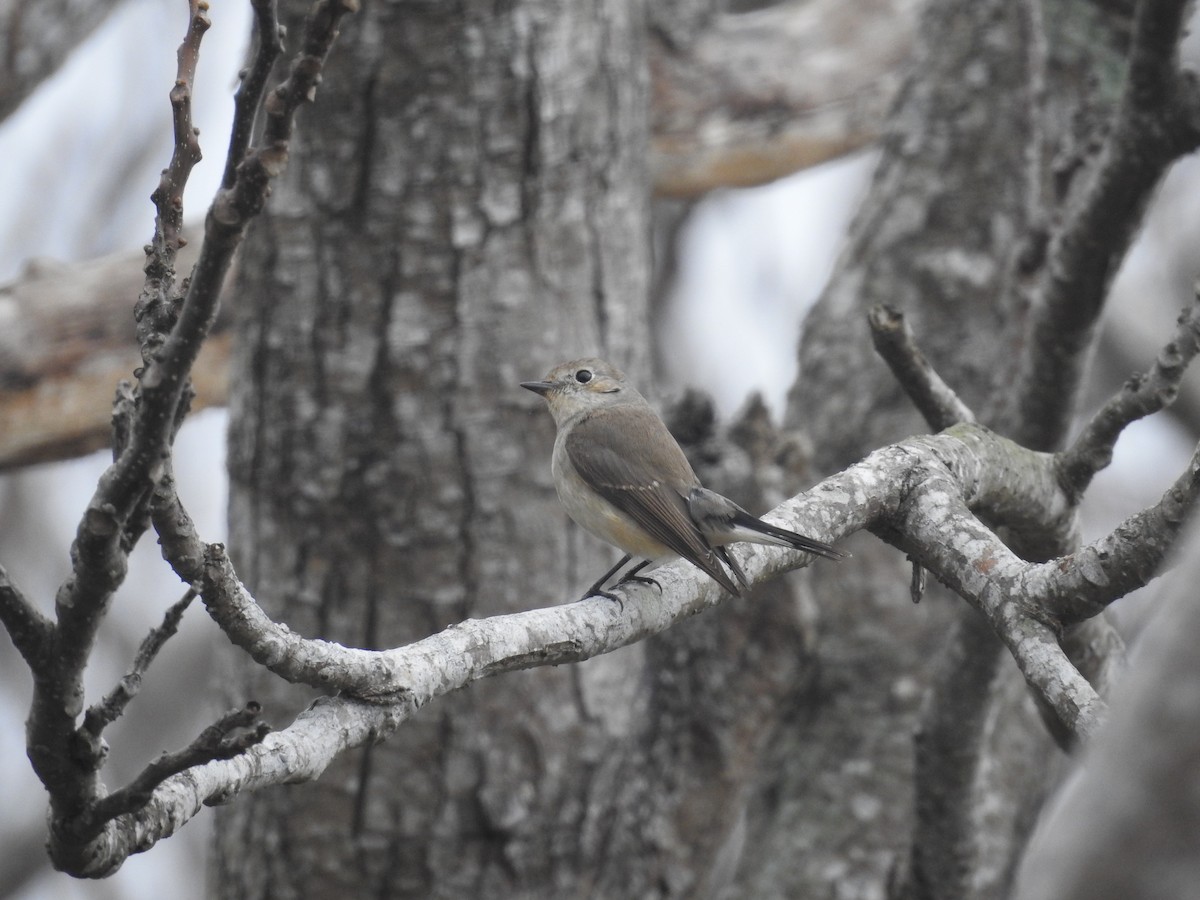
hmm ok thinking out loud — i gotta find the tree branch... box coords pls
[73,695,400,876]
[25,3,217,825]
[79,588,198,743]
[1057,290,1200,498]
[1009,0,1200,450]
[650,0,916,196]
[222,0,285,189]
[0,563,53,672]
[868,303,978,430]
[33,407,1194,876]
[193,427,1167,730]
[83,703,269,835]
[16,0,359,876]
[0,234,232,472]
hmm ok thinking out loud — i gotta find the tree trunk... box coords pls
[738,1,1128,897]
[215,1,659,896]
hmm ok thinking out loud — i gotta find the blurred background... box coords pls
[0,1,1197,896]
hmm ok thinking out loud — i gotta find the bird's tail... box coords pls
[686,486,849,562]
[731,512,848,560]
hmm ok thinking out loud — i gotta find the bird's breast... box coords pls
[552,439,672,560]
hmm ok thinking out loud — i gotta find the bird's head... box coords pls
[521,358,635,425]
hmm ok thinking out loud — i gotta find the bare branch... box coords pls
[868,303,978,431]
[145,0,359,612]
[903,432,1200,739]
[0,563,53,672]
[1033,444,1200,625]
[25,1,358,876]
[193,424,1178,747]
[31,416,1190,874]
[26,5,218,817]
[1009,0,1200,450]
[222,0,285,189]
[79,588,198,741]
[71,696,399,875]
[0,233,232,472]
[1057,292,1200,498]
[82,703,269,834]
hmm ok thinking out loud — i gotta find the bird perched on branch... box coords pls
[522,358,846,601]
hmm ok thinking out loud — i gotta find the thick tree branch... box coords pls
[1009,0,1200,450]
[35,411,1193,876]
[650,0,917,196]
[194,427,1169,729]
[0,234,232,472]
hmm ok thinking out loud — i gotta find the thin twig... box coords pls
[222,0,285,189]
[0,565,53,673]
[1057,291,1200,499]
[868,304,977,430]
[136,0,211,365]
[37,1,357,872]
[80,589,198,740]
[151,0,359,591]
[84,703,269,831]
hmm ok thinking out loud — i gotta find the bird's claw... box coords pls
[581,588,625,610]
[619,574,661,592]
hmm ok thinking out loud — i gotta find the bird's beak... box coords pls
[521,381,554,396]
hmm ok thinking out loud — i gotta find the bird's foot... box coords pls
[618,574,661,592]
[581,588,625,610]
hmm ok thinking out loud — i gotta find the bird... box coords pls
[522,357,846,601]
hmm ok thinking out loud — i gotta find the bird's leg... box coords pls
[582,554,633,602]
[616,559,661,592]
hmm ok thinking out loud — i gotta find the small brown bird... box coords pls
[523,358,846,600]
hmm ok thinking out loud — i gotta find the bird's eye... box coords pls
[575,369,593,384]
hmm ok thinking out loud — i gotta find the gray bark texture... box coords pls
[215,1,676,896]
[213,1,1145,899]
[751,1,1129,898]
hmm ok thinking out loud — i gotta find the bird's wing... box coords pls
[565,406,741,595]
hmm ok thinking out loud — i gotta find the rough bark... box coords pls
[738,0,1131,897]
[214,1,663,896]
